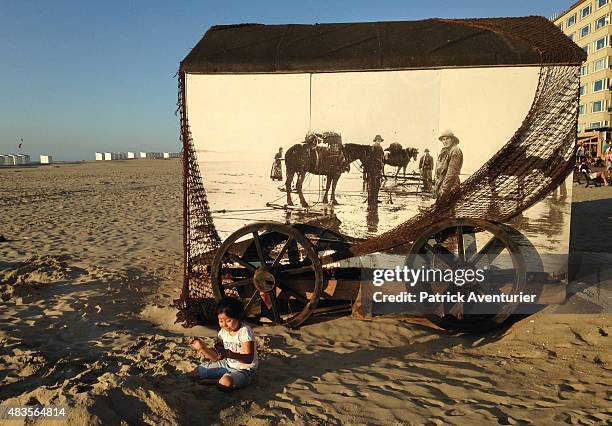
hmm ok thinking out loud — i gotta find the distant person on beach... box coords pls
[419,148,434,192]
[605,140,612,168]
[270,148,283,181]
[189,297,258,390]
[434,130,463,201]
[578,161,608,186]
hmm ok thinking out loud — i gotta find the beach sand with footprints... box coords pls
[0,159,610,425]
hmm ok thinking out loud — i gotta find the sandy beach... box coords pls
[0,159,610,425]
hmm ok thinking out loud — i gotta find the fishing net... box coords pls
[174,74,222,326]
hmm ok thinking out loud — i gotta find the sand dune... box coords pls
[0,160,610,425]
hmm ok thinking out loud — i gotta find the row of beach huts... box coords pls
[0,154,53,166]
[94,152,181,160]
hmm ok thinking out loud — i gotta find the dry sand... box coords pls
[0,160,610,425]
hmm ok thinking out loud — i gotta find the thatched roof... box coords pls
[181,17,586,74]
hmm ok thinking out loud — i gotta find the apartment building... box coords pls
[553,0,611,133]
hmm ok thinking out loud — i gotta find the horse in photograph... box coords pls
[383,143,419,179]
[285,134,370,207]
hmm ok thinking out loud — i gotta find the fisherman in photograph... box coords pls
[434,130,463,201]
[270,147,283,181]
[419,148,434,192]
[366,135,385,205]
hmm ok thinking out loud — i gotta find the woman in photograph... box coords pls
[270,147,283,181]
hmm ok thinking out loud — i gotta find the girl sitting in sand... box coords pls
[189,297,258,390]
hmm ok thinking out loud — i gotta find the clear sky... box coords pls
[0,0,572,161]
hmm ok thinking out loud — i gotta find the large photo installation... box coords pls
[178,18,585,333]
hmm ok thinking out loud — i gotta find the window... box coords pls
[595,36,608,50]
[580,84,587,96]
[581,24,591,37]
[596,15,609,29]
[592,100,604,112]
[581,64,589,75]
[579,104,586,115]
[593,78,606,91]
[567,14,577,27]
[582,5,592,18]
[590,122,602,128]
[598,0,608,8]
[582,44,590,54]
[594,57,607,71]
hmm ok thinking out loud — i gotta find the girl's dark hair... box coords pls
[216,297,244,320]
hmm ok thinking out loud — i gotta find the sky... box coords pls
[0,0,573,161]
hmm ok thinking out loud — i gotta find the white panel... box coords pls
[311,70,440,152]
[439,67,540,174]
[186,73,311,159]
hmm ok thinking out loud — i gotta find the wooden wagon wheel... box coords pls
[407,218,530,333]
[211,222,323,328]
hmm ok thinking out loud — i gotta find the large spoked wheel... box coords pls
[407,218,528,333]
[211,222,323,328]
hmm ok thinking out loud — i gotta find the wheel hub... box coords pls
[253,269,276,292]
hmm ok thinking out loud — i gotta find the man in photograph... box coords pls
[366,135,385,205]
[419,148,434,192]
[434,130,463,201]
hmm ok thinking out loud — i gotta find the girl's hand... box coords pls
[189,337,204,351]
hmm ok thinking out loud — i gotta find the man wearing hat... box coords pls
[365,135,385,205]
[418,148,434,192]
[434,130,463,201]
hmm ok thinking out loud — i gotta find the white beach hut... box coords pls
[139,152,147,159]
[6,155,16,166]
[40,155,53,164]
[127,152,136,159]
[104,152,112,161]
[95,152,104,161]
[163,152,170,159]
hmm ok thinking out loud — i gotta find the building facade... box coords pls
[553,0,612,133]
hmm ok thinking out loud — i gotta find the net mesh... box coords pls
[174,73,222,326]
[175,63,580,325]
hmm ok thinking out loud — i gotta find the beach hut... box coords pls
[95,152,103,161]
[139,152,147,159]
[127,152,136,159]
[40,155,53,164]
[0,155,5,166]
[163,152,170,159]
[6,155,16,166]
[176,18,585,329]
[104,152,112,161]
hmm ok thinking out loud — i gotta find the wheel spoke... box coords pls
[463,231,477,262]
[252,232,266,265]
[470,236,506,267]
[448,301,464,319]
[227,253,257,272]
[271,237,294,268]
[269,291,281,323]
[223,277,253,290]
[426,243,458,269]
[278,264,314,276]
[277,282,309,304]
[457,226,465,263]
[243,291,260,314]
